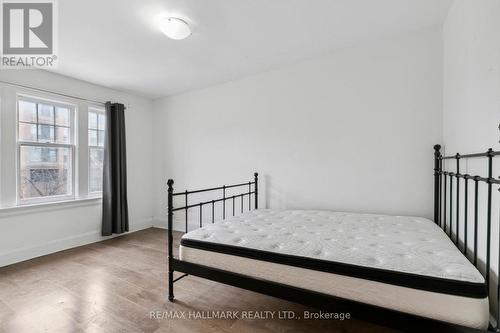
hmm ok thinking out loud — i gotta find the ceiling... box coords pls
[53,0,453,99]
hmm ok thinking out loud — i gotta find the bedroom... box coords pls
[0,0,499,332]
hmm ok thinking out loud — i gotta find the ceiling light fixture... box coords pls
[160,17,191,40]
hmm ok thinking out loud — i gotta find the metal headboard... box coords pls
[434,145,500,329]
[167,173,258,233]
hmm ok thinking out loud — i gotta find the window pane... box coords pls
[55,107,70,126]
[38,125,55,142]
[27,147,57,163]
[55,126,70,144]
[97,130,105,147]
[89,112,98,129]
[98,114,106,130]
[19,146,72,199]
[89,148,104,192]
[19,101,37,122]
[42,148,57,162]
[89,129,98,146]
[19,122,37,142]
[38,104,54,124]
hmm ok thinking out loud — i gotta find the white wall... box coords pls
[152,27,443,228]
[443,0,500,319]
[0,70,154,267]
[443,0,500,154]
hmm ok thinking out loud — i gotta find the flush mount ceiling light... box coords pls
[160,17,191,40]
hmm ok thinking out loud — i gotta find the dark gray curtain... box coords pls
[102,102,129,236]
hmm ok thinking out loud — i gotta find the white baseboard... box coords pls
[0,218,153,268]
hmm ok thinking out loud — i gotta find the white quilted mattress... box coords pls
[179,209,489,329]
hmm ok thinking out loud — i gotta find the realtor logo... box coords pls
[1,0,57,68]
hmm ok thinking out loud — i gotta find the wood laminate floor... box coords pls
[0,228,395,333]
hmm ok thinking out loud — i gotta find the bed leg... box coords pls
[167,179,175,302]
[168,270,175,302]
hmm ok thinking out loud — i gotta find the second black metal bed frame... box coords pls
[167,145,500,333]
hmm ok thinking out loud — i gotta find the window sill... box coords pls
[0,197,102,217]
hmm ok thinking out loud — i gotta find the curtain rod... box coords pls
[0,79,107,105]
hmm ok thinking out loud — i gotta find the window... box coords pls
[17,98,75,203]
[88,109,105,193]
[0,91,109,208]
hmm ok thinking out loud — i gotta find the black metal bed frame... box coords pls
[167,145,500,333]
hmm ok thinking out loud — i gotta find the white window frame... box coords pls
[16,95,77,205]
[88,108,105,195]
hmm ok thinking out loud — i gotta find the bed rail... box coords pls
[434,145,500,330]
[167,173,259,301]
